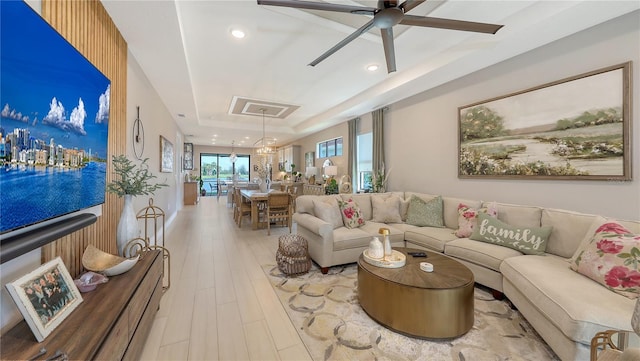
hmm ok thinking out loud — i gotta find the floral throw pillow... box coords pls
[455,202,498,238]
[338,198,365,229]
[570,222,640,299]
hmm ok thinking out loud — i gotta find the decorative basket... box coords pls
[276,234,312,275]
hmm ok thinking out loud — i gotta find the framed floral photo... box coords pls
[5,257,83,342]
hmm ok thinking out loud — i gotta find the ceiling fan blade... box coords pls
[380,28,396,73]
[257,0,376,15]
[309,19,375,67]
[399,0,426,14]
[400,15,503,34]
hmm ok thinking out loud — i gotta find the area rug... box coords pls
[263,264,560,361]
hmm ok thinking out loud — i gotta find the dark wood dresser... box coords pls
[1,250,163,360]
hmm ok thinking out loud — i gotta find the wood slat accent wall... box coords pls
[40,0,127,277]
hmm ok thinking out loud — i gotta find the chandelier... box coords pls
[254,108,276,156]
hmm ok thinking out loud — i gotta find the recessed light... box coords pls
[231,29,246,39]
[366,64,379,72]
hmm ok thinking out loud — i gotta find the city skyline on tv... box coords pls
[0,1,111,234]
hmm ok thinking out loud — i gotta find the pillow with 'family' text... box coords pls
[470,213,552,255]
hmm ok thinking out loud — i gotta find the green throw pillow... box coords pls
[470,213,552,255]
[406,195,444,228]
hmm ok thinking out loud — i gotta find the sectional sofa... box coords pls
[292,192,639,361]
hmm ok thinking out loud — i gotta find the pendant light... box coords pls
[229,140,237,164]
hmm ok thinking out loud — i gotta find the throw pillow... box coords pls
[371,195,403,223]
[454,202,498,238]
[338,198,365,229]
[312,198,343,229]
[470,213,552,255]
[406,195,444,228]
[570,222,640,299]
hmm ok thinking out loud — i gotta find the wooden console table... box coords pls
[1,250,163,360]
[184,181,199,205]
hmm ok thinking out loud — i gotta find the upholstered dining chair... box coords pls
[266,192,292,235]
[234,187,251,227]
[590,298,640,361]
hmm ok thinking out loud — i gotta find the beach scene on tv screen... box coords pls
[0,1,110,234]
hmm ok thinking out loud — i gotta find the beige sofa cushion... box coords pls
[313,197,343,229]
[542,209,601,258]
[488,202,542,227]
[296,195,317,215]
[371,194,403,223]
[501,255,635,344]
[445,238,523,272]
[333,222,404,251]
[403,225,458,252]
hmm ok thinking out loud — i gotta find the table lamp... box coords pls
[306,167,318,184]
[325,166,338,181]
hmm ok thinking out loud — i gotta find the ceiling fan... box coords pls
[257,0,504,73]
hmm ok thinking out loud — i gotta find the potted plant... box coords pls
[107,155,167,256]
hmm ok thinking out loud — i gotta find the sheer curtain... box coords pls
[372,108,385,180]
[348,117,358,189]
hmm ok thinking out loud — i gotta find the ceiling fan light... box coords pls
[231,29,246,39]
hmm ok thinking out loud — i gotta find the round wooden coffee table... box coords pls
[357,247,474,339]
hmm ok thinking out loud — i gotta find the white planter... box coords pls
[116,194,139,257]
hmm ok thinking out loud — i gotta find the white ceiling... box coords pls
[101,0,639,148]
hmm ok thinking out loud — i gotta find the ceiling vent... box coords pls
[229,96,299,119]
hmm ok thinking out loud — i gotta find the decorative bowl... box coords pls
[82,244,140,276]
[74,271,108,292]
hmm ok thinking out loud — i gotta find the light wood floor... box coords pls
[140,196,312,361]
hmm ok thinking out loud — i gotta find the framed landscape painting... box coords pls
[458,62,632,181]
[5,257,83,342]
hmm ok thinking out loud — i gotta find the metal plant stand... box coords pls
[129,198,171,291]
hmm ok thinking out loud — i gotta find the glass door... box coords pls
[200,153,250,195]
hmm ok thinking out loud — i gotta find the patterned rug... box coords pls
[263,263,560,361]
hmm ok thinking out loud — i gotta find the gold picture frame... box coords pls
[458,62,632,181]
[5,257,83,342]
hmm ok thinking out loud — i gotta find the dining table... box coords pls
[240,189,285,230]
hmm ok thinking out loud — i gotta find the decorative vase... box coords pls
[259,178,269,192]
[116,194,139,257]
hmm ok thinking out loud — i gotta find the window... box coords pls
[317,137,343,158]
[356,132,372,191]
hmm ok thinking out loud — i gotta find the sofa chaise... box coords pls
[292,192,639,361]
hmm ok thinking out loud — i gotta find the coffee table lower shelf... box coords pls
[357,247,474,339]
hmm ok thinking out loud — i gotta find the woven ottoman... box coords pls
[276,234,312,275]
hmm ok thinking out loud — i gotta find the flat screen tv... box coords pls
[0,1,110,236]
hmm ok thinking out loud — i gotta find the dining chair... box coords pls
[266,192,292,235]
[234,188,251,227]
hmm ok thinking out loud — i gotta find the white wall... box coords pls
[126,50,182,226]
[385,11,640,220]
[293,122,349,176]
